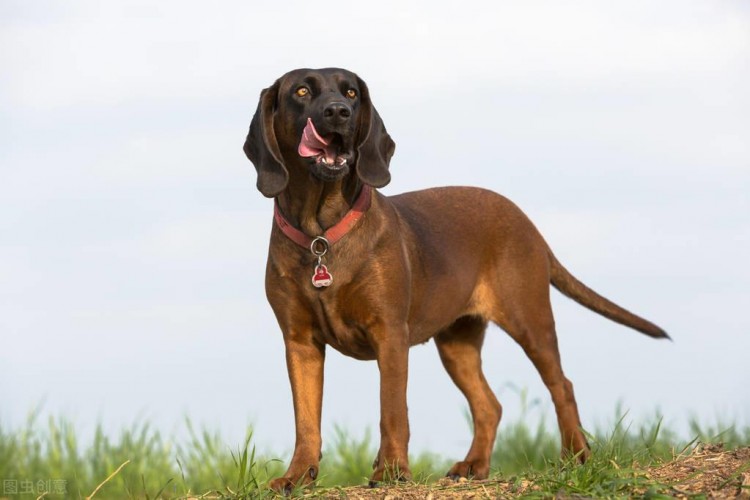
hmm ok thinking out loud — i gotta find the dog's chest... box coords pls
[308,293,377,360]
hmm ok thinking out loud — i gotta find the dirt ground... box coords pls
[328,444,750,499]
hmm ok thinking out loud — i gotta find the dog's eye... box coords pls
[346,89,357,99]
[295,87,309,97]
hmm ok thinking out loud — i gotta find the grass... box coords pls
[1,399,748,499]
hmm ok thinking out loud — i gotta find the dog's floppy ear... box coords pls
[243,80,288,198]
[355,77,395,188]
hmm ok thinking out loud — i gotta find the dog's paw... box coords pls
[561,443,591,464]
[369,463,411,487]
[268,477,295,495]
[268,467,317,495]
[445,459,489,481]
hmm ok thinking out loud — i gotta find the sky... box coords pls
[1,0,749,462]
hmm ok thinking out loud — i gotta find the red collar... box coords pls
[273,185,372,248]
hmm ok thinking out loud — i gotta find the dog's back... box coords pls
[388,186,666,339]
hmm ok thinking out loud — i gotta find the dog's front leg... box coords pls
[268,333,325,494]
[369,324,412,486]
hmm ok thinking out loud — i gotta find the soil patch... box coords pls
[317,444,750,499]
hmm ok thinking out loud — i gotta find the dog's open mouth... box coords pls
[298,118,352,170]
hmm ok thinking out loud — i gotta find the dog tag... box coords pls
[312,264,333,288]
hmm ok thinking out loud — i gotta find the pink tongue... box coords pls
[298,118,338,163]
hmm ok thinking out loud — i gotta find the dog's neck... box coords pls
[276,171,363,237]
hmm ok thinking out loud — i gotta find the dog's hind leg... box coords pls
[435,315,502,480]
[492,256,591,462]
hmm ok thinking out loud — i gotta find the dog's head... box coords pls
[244,68,395,197]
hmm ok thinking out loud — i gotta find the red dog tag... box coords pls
[311,264,333,288]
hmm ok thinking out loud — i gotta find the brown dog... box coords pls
[243,68,667,491]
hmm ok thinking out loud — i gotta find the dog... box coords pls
[243,67,667,491]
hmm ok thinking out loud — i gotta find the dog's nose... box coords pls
[323,102,352,125]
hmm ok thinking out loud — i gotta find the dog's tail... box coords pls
[549,253,669,339]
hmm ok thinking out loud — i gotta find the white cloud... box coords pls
[2,0,749,457]
[2,1,748,109]
[139,209,270,262]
